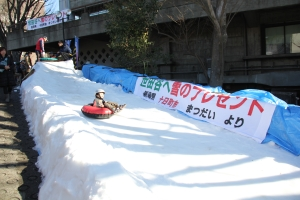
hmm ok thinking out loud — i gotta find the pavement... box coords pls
[0,86,41,200]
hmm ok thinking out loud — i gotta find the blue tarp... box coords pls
[82,64,158,93]
[82,64,300,156]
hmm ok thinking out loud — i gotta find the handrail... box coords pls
[71,0,112,12]
[243,53,300,60]
[155,65,300,75]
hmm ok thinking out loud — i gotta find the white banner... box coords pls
[134,77,276,143]
[26,9,70,31]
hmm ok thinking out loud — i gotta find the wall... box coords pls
[7,0,300,51]
[60,0,70,10]
[78,38,117,67]
[5,0,300,95]
[70,0,107,9]
[159,15,245,83]
[244,6,300,75]
[225,15,245,75]
[6,12,107,51]
[156,0,300,23]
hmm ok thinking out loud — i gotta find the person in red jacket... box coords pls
[35,36,48,63]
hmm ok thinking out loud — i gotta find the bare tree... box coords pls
[0,0,49,46]
[153,5,212,83]
[154,0,242,86]
[192,0,241,86]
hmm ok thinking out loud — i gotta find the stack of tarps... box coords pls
[81,64,300,156]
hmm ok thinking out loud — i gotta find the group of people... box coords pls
[0,36,75,103]
[35,36,74,62]
[1,40,126,112]
[0,47,33,103]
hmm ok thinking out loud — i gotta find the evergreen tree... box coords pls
[105,0,166,75]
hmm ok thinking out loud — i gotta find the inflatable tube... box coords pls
[40,58,58,62]
[81,104,113,119]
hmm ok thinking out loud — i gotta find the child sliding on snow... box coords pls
[93,89,126,113]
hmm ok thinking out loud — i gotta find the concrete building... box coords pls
[6,0,300,104]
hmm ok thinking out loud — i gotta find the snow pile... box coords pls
[82,64,300,156]
[20,60,300,200]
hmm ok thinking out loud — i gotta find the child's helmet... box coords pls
[96,89,105,94]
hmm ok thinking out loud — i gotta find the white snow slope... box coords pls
[20,60,300,200]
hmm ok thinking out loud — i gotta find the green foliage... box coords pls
[105,0,166,74]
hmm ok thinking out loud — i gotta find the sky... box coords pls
[45,0,59,14]
[19,60,300,200]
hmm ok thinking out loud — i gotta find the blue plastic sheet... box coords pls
[82,64,300,156]
[82,65,157,93]
[230,89,300,156]
[263,105,300,155]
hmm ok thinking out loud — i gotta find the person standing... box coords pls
[24,51,33,75]
[0,47,15,102]
[19,60,27,78]
[35,36,48,63]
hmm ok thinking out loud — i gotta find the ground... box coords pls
[0,87,41,200]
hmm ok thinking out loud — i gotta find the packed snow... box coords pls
[19,60,300,200]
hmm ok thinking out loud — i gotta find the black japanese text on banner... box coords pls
[133,77,276,143]
[26,9,70,31]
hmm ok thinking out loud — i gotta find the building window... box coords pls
[265,23,300,55]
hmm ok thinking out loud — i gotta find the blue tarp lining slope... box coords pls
[230,90,300,155]
[82,64,300,156]
[263,105,300,155]
[82,64,158,93]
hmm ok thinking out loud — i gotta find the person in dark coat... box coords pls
[93,89,126,113]
[24,51,33,75]
[56,40,72,61]
[0,47,16,102]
